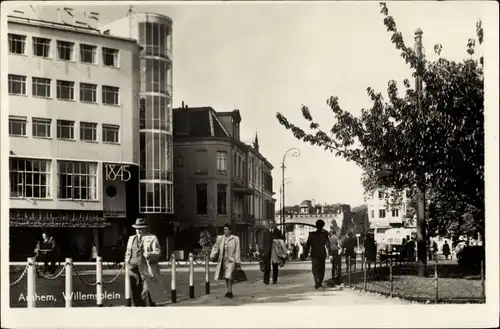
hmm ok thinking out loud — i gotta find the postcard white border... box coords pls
[1,1,498,328]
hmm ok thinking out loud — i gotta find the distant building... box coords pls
[7,9,141,260]
[277,201,352,245]
[172,105,275,254]
[366,189,407,228]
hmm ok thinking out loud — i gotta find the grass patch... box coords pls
[348,263,485,303]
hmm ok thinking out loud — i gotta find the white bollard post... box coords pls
[65,258,73,308]
[171,253,177,303]
[27,257,36,308]
[205,254,210,294]
[189,253,195,299]
[96,256,103,307]
[125,262,131,306]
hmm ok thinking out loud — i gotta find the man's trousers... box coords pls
[129,267,155,307]
[331,254,342,285]
[311,257,326,288]
[263,258,279,284]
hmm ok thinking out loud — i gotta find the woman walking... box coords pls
[210,224,242,298]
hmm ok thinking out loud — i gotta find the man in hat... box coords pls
[124,218,168,306]
[303,219,333,289]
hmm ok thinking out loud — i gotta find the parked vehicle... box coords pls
[377,227,416,261]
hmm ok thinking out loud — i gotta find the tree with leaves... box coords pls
[351,206,371,237]
[329,217,340,233]
[276,3,484,275]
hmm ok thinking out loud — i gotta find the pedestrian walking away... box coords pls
[303,220,333,289]
[342,232,357,271]
[210,223,243,298]
[443,240,451,260]
[405,235,416,262]
[329,227,342,286]
[363,233,377,269]
[124,218,168,307]
[261,220,285,285]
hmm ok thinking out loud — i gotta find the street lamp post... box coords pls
[281,148,300,236]
[279,178,293,242]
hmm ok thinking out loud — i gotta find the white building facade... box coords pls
[366,189,407,228]
[7,10,141,260]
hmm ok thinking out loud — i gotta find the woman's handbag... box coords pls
[258,260,265,272]
[232,264,248,283]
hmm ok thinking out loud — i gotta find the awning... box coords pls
[10,210,110,228]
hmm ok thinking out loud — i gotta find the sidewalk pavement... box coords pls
[177,268,409,306]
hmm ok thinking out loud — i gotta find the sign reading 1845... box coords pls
[104,164,131,182]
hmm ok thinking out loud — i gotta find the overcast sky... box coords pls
[8,1,490,208]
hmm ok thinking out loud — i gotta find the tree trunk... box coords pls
[416,187,427,277]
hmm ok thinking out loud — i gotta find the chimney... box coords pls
[312,199,316,208]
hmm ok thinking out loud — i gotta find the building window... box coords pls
[57,161,97,200]
[141,95,169,130]
[32,77,51,98]
[80,83,97,103]
[371,210,375,219]
[196,184,208,215]
[56,80,75,100]
[175,155,184,167]
[217,184,227,215]
[379,209,386,219]
[9,34,26,54]
[32,37,51,58]
[216,151,228,174]
[194,150,208,174]
[102,124,119,143]
[80,122,97,142]
[233,154,237,177]
[378,191,386,199]
[80,44,97,64]
[57,40,74,61]
[57,120,75,140]
[102,86,119,105]
[9,158,51,198]
[102,47,119,67]
[9,117,27,136]
[391,209,399,217]
[139,182,172,214]
[143,59,170,94]
[32,118,51,138]
[8,74,26,95]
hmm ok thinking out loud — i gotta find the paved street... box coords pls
[9,261,407,307]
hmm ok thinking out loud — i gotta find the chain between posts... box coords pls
[103,263,126,284]
[37,262,67,280]
[10,264,29,286]
[73,266,99,286]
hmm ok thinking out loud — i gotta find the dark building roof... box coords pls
[173,105,274,169]
[173,106,230,139]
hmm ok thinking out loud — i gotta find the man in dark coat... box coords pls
[303,220,333,289]
[342,232,357,270]
[442,240,451,260]
[405,235,416,262]
[363,233,377,269]
[261,220,285,284]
